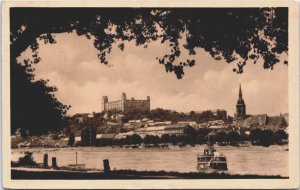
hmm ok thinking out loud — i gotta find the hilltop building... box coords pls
[102,93,150,113]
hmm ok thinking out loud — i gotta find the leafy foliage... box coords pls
[11,8,288,79]
[123,108,227,124]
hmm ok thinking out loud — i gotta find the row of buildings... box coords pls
[64,121,189,145]
[69,85,288,143]
[116,123,188,139]
[70,111,288,144]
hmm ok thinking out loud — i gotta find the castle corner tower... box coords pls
[102,96,108,111]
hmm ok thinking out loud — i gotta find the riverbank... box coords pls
[11,169,288,179]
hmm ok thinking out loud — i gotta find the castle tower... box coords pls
[121,93,126,100]
[102,96,108,111]
[121,93,126,112]
[146,96,151,111]
[236,84,246,119]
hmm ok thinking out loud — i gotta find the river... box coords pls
[11,144,289,177]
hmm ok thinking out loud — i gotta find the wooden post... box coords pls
[52,157,58,169]
[103,159,110,174]
[76,152,77,165]
[43,154,48,168]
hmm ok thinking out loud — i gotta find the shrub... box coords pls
[18,151,36,166]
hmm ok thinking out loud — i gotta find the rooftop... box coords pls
[146,126,166,131]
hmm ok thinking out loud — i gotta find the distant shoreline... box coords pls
[11,143,289,150]
[11,169,288,179]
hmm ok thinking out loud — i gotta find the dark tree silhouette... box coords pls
[183,125,197,145]
[170,134,178,145]
[11,8,288,79]
[261,130,274,147]
[196,134,206,145]
[196,127,211,144]
[126,134,143,146]
[68,132,75,146]
[250,128,263,145]
[177,135,186,145]
[143,135,151,146]
[143,135,160,146]
[17,151,37,166]
[81,126,96,146]
[239,130,250,144]
[273,130,288,144]
[184,134,196,145]
[11,58,70,135]
[183,125,197,136]
[161,134,170,145]
[226,131,241,145]
[215,131,227,145]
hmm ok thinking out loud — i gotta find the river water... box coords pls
[11,144,288,177]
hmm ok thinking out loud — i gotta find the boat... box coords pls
[197,132,228,172]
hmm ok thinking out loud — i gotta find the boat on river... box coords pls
[197,132,228,172]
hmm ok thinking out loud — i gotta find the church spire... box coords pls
[239,84,242,99]
[236,83,246,119]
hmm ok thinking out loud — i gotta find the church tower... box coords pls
[236,84,246,119]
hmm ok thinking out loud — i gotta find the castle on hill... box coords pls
[102,93,150,113]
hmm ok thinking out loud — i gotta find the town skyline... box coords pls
[80,85,288,118]
[19,32,288,116]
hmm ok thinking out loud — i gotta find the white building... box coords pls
[145,126,166,137]
[164,124,186,136]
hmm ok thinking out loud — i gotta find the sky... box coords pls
[19,32,288,116]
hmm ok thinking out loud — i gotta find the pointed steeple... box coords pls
[239,83,242,99]
[236,83,246,119]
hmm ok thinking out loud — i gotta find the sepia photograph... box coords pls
[2,0,299,189]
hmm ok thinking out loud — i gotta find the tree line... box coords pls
[106,108,229,124]
[70,126,288,147]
